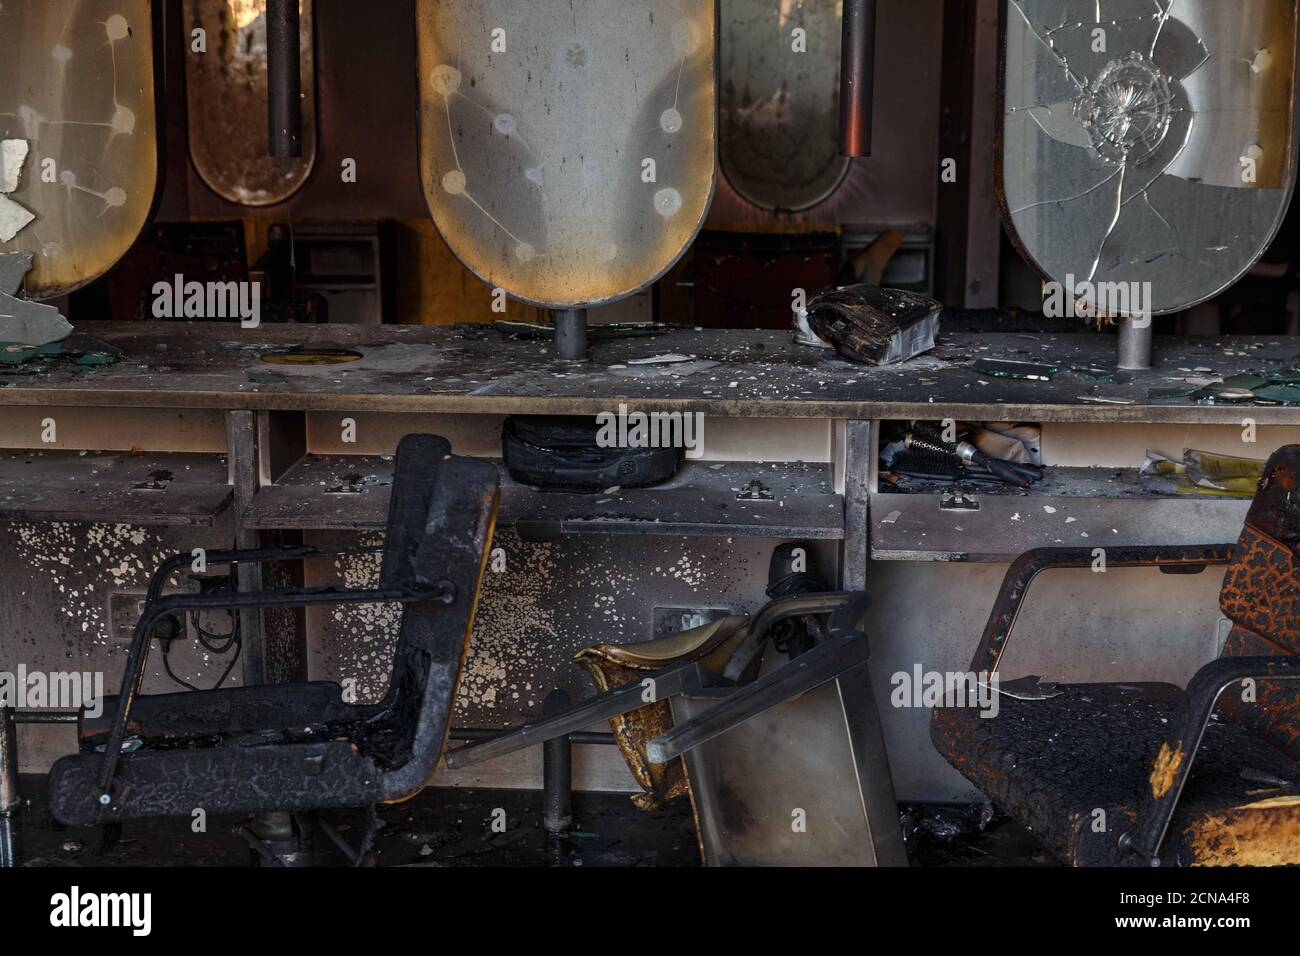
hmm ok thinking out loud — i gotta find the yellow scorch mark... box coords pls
[1149,742,1184,799]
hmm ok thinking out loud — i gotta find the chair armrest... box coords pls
[722,591,868,682]
[443,660,703,769]
[444,592,872,769]
[140,544,384,606]
[1120,654,1300,865]
[647,632,871,762]
[969,545,1232,673]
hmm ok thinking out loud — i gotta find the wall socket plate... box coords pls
[651,606,733,639]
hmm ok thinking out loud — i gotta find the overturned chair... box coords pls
[47,434,498,860]
[931,444,1300,866]
[445,588,907,866]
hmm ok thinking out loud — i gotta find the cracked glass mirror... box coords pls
[185,0,317,206]
[720,0,850,211]
[416,0,717,308]
[0,0,159,298]
[1002,0,1300,316]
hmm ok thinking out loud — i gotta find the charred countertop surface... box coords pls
[3,321,1300,422]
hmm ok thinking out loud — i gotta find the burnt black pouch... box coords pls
[502,415,682,492]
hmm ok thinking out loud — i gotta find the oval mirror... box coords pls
[184,0,317,207]
[0,0,159,297]
[416,0,717,309]
[1001,0,1300,316]
[719,0,850,211]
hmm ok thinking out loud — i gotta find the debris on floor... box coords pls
[0,253,73,347]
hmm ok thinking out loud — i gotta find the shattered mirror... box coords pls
[0,0,159,298]
[416,0,717,308]
[720,0,850,211]
[185,0,317,206]
[1002,0,1300,316]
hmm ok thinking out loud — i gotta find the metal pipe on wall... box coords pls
[267,0,303,157]
[839,0,877,157]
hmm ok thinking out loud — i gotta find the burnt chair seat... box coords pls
[932,445,1300,867]
[932,682,1300,866]
[48,434,498,826]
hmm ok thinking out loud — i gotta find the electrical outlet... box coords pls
[651,606,732,639]
[108,592,147,642]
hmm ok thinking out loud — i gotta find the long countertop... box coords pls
[2,321,1298,422]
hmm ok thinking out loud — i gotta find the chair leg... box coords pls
[442,661,702,769]
[240,811,317,867]
[542,690,573,836]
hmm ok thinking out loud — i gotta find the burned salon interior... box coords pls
[5,0,1300,911]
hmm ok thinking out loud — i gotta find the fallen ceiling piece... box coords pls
[0,252,72,346]
[0,194,34,243]
[0,295,73,346]
[0,251,33,295]
[1,139,29,192]
[0,139,34,242]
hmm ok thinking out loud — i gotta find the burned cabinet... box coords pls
[1001,0,1300,316]
[0,0,160,297]
[415,0,717,309]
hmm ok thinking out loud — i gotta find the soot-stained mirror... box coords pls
[720,0,850,212]
[0,0,159,298]
[184,0,316,206]
[416,0,717,309]
[1002,0,1300,316]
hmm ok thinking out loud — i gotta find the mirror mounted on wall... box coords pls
[184,0,318,207]
[0,0,161,298]
[1000,0,1300,366]
[416,0,718,357]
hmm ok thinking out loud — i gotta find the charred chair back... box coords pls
[1214,455,1300,757]
[48,434,498,825]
